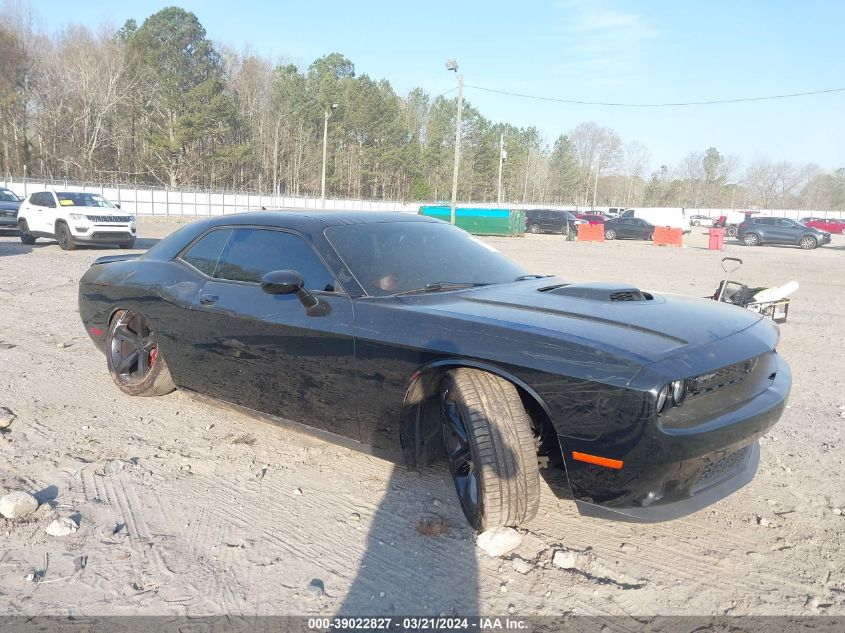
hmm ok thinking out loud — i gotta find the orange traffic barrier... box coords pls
[653,226,682,247]
[577,223,605,242]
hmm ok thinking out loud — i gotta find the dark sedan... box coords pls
[0,187,22,229]
[78,212,790,529]
[738,217,831,250]
[603,217,654,240]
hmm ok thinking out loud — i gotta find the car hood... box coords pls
[0,201,20,211]
[398,278,774,368]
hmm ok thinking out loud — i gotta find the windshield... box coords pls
[325,221,527,297]
[56,192,115,208]
[0,190,21,202]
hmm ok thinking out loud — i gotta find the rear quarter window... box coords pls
[180,228,233,277]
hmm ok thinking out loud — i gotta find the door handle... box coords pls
[200,294,218,305]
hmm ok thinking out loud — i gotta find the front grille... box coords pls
[87,215,132,223]
[1,210,16,217]
[90,232,133,240]
[692,446,750,493]
[687,358,757,398]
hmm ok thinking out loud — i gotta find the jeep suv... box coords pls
[737,217,830,250]
[525,209,579,234]
[17,191,136,250]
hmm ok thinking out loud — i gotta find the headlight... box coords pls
[670,379,687,406]
[69,213,88,221]
[656,384,670,414]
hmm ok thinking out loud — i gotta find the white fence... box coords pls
[2,175,842,220]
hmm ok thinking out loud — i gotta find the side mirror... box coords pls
[261,270,319,309]
[261,270,305,295]
[114,203,121,209]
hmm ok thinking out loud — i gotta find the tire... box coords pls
[18,220,36,245]
[440,368,540,530]
[605,228,617,240]
[56,222,76,251]
[119,239,137,249]
[528,224,540,234]
[799,235,817,250]
[107,309,176,397]
[743,233,760,246]
[726,226,738,237]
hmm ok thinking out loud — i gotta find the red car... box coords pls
[799,217,845,234]
[577,213,607,225]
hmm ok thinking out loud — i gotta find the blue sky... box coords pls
[31,0,845,172]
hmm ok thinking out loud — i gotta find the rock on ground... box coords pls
[476,527,523,557]
[45,516,79,537]
[0,491,39,519]
[552,548,591,572]
[0,407,15,429]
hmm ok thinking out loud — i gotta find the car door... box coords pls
[183,226,359,441]
[26,192,56,234]
[633,219,652,239]
[614,218,634,238]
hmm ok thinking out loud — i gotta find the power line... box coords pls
[464,84,845,107]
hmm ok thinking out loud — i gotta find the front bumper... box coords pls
[560,354,790,522]
[0,214,17,228]
[70,223,136,244]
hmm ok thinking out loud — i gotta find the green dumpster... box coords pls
[418,206,526,237]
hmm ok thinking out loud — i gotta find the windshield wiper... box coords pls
[396,281,490,296]
[515,274,553,281]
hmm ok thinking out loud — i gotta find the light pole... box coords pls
[446,59,463,224]
[496,132,507,205]
[320,103,338,208]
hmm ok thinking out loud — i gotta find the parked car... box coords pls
[603,217,655,241]
[799,217,845,234]
[738,217,831,250]
[17,191,136,250]
[689,215,715,227]
[524,209,579,234]
[0,187,22,230]
[78,212,789,529]
[713,211,747,237]
[577,213,607,225]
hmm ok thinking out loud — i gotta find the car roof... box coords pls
[195,210,440,231]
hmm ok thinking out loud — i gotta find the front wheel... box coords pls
[440,368,540,530]
[726,226,738,237]
[107,309,176,397]
[605,228,617,240]
[56,222,76,251]
[528,224,540,234]
[18,220,36,245]
[799,235,818,250]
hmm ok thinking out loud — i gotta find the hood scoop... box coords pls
[541,282,653,302]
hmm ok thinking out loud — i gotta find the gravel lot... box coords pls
[0,218,844,617]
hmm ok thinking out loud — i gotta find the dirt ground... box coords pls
[0,218,844,617]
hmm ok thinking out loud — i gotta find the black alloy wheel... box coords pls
[107,309,175,397]
[56,222,76,251]
[442,387,481,527]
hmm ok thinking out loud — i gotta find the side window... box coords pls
[180,228,233,277]
[215,228,337,292]
[30,193,49,207]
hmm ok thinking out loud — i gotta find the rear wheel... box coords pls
[528,224,540,234]
[18,220,36,245]
[799,235,817,250]
[743,233,760,246]
[605,228,617,240]
[107,309,175,397]
[56,222,76,251]
[440,368,540,530]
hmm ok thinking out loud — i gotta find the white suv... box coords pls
[17,191,136,250]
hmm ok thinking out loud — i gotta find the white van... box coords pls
[621,207,691,234]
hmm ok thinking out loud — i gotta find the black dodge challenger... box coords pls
[78,212,791,529]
